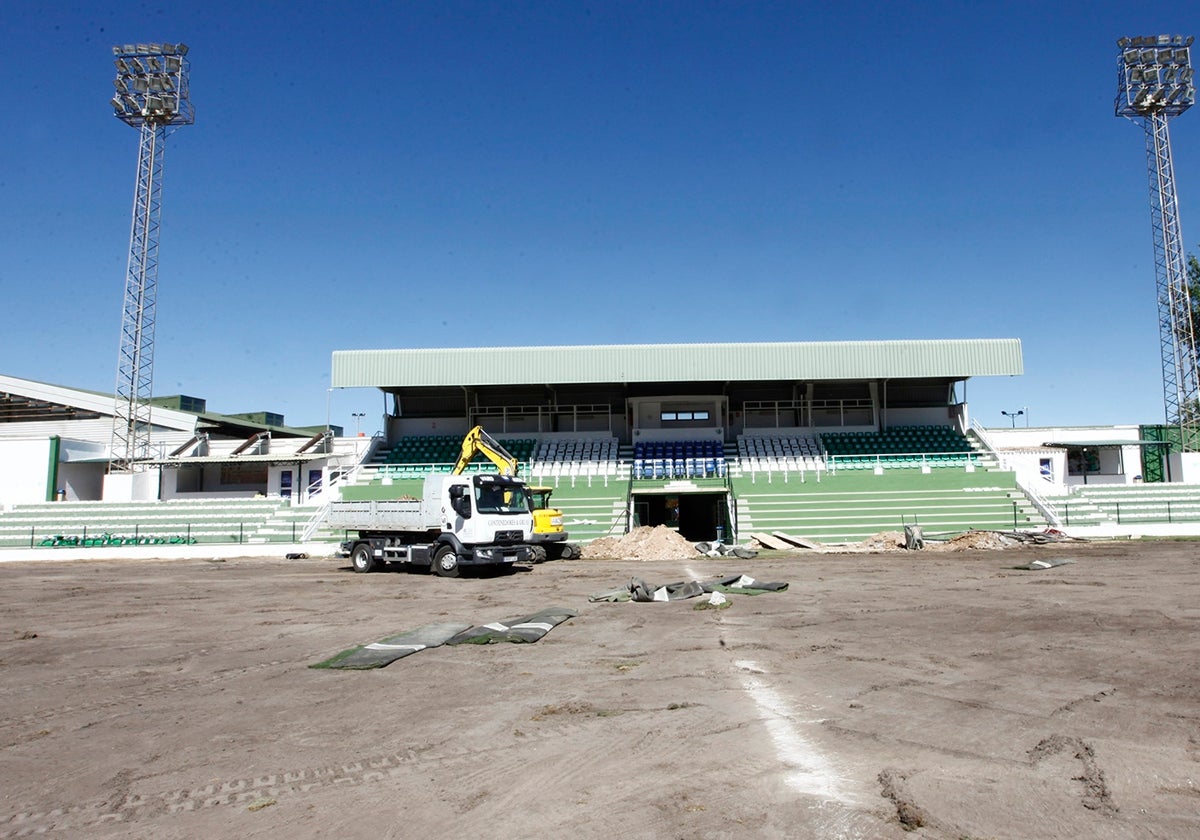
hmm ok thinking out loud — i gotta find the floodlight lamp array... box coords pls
[110,42,194,127]
[1116,34,1195,117]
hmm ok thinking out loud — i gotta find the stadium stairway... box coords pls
[731,469,1045,544]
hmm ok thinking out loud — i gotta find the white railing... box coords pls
[1013,475,1061,528]
[301,502,332,542]
[826,451,979,474]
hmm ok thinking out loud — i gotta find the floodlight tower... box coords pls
[1116,34,1197,449]
[108,43,194,473]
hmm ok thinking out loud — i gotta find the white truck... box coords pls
[330,473,535,577]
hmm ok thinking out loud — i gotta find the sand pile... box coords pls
[582,526,699,561]
[859,531,905,551]
[836,529,1021,552]
[926,530,1017,551]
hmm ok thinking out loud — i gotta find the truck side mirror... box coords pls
[451,494,471,519]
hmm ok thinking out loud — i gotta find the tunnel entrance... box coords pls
[631,491,728,542]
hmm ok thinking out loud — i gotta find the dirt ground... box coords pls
[2,540,1199,839]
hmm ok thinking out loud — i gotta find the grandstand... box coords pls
[317,339,1041,544]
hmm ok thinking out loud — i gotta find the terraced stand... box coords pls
[731,469,1045,544]
[0,498,343,549]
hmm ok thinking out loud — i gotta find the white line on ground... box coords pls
[734,658,854,805]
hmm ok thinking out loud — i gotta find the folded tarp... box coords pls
[445,606,578,645]
[704,574,789,595]
[310,622,471,670]
[589,574,788,603]
[311,607,579,669]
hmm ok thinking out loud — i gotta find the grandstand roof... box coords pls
[0,374,316,438]
[331,339,1022,388]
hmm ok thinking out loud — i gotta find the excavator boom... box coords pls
[452,425,518,476]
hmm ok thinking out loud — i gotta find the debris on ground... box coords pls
[827,529,1072,553]
[694,591,730,610]
[1013,557,1076,571]
[694,541,758,559]
[748,532,797,551]
[583,526,704,561]
[585,525,1084,560]
[588,574,788,603]
[310,608,578,670]
[928,530,1019,551]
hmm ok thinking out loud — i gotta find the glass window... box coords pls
[474,481,529,514]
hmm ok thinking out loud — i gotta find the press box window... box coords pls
[661,410,709,422]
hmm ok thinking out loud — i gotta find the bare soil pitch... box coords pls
[1,540,1198,838]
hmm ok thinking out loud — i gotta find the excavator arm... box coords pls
[452,425,519,476]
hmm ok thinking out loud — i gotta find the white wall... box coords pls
[58,462,104,501]
[103,469,161,502]
[0,438,52,507]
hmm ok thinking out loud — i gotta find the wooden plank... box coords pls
[749,532,793,550]
[771,531,820,550]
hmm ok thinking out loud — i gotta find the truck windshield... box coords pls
[474,481,529,515]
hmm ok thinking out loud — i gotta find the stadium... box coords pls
[8,18,1200,840]
[4,334,1200,552]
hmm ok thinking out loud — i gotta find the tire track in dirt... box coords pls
[0,746,438,837]
[1,706,662,837]
[0,659,292,747]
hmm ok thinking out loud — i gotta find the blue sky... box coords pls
[2,1,1198,433]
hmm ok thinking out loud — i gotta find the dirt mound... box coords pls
[835,529,1021,553]
[926,530,1017,551]
[582,526,698,561]
[859,531,905,551]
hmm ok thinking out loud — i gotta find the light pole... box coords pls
[352,412,365,436]
[1116,34,1197,449]
[1002,410,1024,428]
[107,42,194,474]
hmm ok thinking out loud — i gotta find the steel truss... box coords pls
[1142,113,1200,449]
[111,123,166,472]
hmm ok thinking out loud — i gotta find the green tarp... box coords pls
[311,607,578,670]
[589,573,788,603]
[310,622,471,670]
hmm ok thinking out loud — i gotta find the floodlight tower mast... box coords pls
[108,43,194,473]
[1116,34,1197,450]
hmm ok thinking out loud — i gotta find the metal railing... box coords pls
[826,451,980,474]
[1,518,334,549]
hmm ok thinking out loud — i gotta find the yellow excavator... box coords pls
[452,426,581,562]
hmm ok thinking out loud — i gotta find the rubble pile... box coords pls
[926,530,1019,551]
[828,529,1028,553]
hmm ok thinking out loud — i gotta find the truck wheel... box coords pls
[559,543,582,560]
[529,545,547,564]
[351,543,377,573]
[432,545,461,578]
